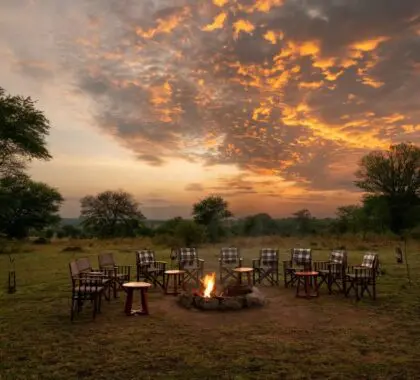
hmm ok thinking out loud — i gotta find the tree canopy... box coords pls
[0,174,63,239]
[80,190,145,238]
[355,143,420,234]
[0,87,51,177]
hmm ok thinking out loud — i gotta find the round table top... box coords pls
[165,269,186,275]
[295,271,319,276]
[233,267,253,273]
[123,281,152,288]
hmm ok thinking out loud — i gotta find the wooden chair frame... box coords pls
[176,248,204,288]
[75,257,111,301]
[313,250,347,294]
[252,248,279,286]
[98,252,131,298]
[283,248,312,288]
[135,249,167,288]
[69,261,104,321]
[219,247,243,284]
[344,252,379,301]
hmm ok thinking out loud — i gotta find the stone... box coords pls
[200,298,220,311]
[245,287,266,307]
[177,292,193,309]
[222,297,243,310]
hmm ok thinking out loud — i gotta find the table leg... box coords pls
[140,289,149,315]
[164,274,170,295]
[238,273,242,285]
[124,288,133,316]
[174,274,178,295]
[313,276,319,297]
[246,272,252,287]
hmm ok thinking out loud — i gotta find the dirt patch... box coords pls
[150,286,385,331]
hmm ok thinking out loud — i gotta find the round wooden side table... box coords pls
[122,282,152,316]
[164,270,186,295]
[295,271,319,298]
[233,267,254,287]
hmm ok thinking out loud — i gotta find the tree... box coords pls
[293,208,312,235]
[354,142,420,234]
[0,87,51,177]
[192,195,233,242]
[0,174,63,239]
[80,190,145,238]
[243,213,278,236]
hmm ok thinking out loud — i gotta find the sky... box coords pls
[1,0,420,219]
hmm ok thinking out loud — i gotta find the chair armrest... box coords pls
[252,258,260,268]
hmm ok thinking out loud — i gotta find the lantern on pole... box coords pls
[7,255,16,294]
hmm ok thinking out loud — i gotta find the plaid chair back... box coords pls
[69,261,80,278]
[361,252,378,269]
[330,250,346,265]
[98,252,115,268]
[260,248,278,266]
[136,249,156,266]
[179,247,197,267]
[291,248,312,266]
[76,258,92,273]
[220,247,240,264]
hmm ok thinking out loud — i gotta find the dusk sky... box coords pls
[1,0,420,219]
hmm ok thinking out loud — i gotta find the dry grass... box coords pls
[1,236,420,380]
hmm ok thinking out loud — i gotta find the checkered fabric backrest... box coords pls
[361,252,378,269]
[98,252,115,268]
[260,248,278,266]
[179,247,197,266]
[69,261,80,278]
[76,257,92,273]
[136,249,156,266]
[291,248,312,266]
[220,247,240,264]
[330,250,346,265]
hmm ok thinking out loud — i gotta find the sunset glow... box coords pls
[1,0,419,219]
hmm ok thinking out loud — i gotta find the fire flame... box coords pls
[201,272,216,298]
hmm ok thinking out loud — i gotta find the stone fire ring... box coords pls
[177,286,267,311]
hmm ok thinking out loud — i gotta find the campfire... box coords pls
[179,272,267,311]
[200,272,217,298]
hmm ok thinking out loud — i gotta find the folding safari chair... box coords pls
[135,249,167,288]
[219,247,243,284]
[344,252,379,301]
[313,250,347,294]
[252,248,279,286]
[283,248,312,288]
[98,252,131,297]
[176,248,204,287]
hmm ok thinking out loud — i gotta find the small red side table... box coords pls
[233,267,254,287]
[164,270,186,295]
[122,282,152,316]
[295,271,319,298]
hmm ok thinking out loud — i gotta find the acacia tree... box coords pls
[355,143,420,283]
[192,195,233,242]
[354,142,420,234]
[0,174,63,239]
[0,87,51,177]
[80,190,145,238]
[293,208,312,236]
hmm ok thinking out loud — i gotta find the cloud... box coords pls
[2,0,420,195]
[185,183,205,191]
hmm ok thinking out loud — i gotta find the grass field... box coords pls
[1,236,420,380]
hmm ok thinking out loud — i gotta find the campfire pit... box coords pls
[177,272,267,311]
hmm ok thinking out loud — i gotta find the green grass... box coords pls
[1,236,420,379]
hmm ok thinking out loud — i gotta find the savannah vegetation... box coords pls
[1,89,420,379]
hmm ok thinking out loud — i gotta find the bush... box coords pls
[33,237,50,245]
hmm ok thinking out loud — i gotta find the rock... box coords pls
[245,287,266,307]
[200,298,220,311]
[177,292,193,309]
[222,297,243,310]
